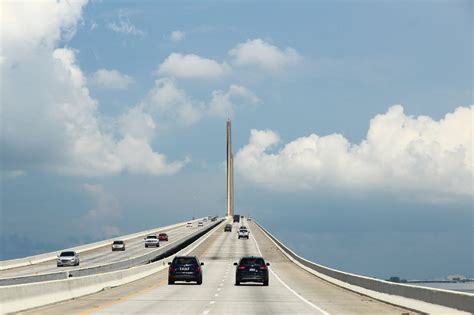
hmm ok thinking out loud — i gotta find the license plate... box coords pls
[249,268,256,272]
[180,267,190,271]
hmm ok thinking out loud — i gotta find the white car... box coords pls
[144,235,160,248]
[238,229,250,239]
[198,221,203,227]
[111,240,125,251]
[57,251,80,267]
[186,222,192,227]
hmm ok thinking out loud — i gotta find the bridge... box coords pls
[1,122,472,314]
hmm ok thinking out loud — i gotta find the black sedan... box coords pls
[168,256,203,285]
[234,256,269,286]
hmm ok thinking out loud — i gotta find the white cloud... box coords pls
[1,1,186,177]
[4,170,26,178]
[208,84,261,118]
[170,30,185,42]
[90,21,98,31]
[90,69,134,89]
[157,53,230,79]
[229,38,301,70]
[82,184,121,239]
[83,183,121,220]
[235,105,473,201]
[107,17,144,36]
[139,78,203,127]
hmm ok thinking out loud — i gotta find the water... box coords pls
[411,282,474,293]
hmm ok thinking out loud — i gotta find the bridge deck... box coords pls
[20,219,417,315]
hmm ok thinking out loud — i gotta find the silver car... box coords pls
[144,235,160,248]
[57,251,80,267]
[111,240,125,251]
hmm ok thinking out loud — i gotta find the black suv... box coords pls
[234,256,270,286]
[224,224,232,232]
[168,256,203,285]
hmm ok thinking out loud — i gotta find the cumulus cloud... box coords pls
[138,78,203,127]
[157,53,230,79]
[83,183,121,219]
[82,184,121,238]
[208,84,261,118]
[0,1,186,176]
[170,30,185,42]
[235,105,473,201]
[229,38,301,70]
[90,69,134,89]
[107,17,144,36]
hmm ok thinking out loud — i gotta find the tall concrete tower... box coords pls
[226,119,234,217]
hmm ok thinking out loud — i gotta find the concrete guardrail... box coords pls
[0,219,226,314]
[255,221,474,314]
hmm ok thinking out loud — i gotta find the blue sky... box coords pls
[1,0,472,280]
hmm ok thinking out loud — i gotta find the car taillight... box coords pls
[238,266,246,270]
[195,266,201,272]
[169,266,174,273]
[259,265,268,269]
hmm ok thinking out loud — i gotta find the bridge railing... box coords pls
[255,221,474,314]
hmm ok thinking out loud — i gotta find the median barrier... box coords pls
[255,221,474,314]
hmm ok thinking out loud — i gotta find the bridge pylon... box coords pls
[226,119,234,217]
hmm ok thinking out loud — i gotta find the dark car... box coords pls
[168,256,203,285]
[224,224,232,232]
[234,256,269,286]
[159,233,168,241]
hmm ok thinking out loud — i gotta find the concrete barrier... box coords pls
[0,218,207,271]
[255,221,474,314]
[0,271,67,286]
[0,220,225,314]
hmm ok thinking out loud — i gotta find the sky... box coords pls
[1,0,472,280]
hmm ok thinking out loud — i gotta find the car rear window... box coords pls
[147,235,157,239]
[159,233,166,236]
[60,251,75,256]
[113,241,124,244]
[240,258,265,266]
[174,257,197,265]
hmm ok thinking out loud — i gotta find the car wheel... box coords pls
[145,245,148,248]
[168,278,174,285]
[197,277,202,285]
[263,279,269,286]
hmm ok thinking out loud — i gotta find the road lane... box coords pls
[1,222,210,279]
[20,218,418,315]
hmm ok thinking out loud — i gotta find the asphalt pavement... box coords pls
[20,218,418,315]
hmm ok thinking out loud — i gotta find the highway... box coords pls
[23,218,418,315]
[0,222,209,279]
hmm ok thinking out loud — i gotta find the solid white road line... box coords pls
[249,225,331,315]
